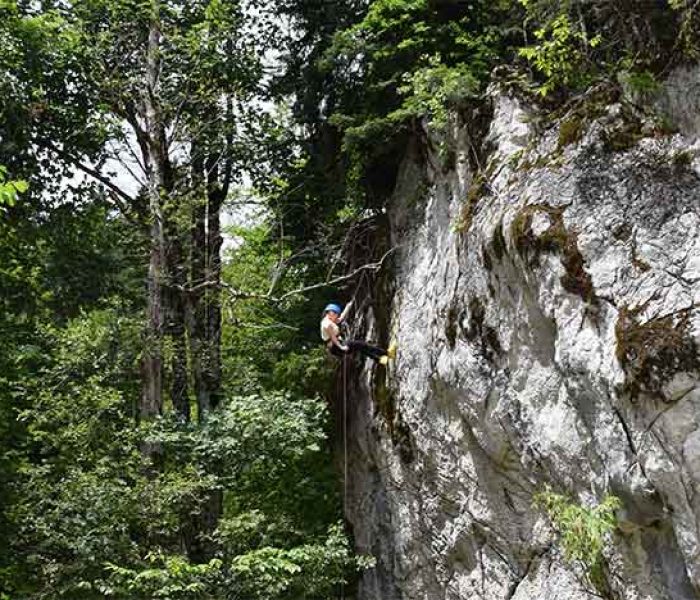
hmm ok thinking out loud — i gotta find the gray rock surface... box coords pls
[341,80,700,600]
[653,64,700,141]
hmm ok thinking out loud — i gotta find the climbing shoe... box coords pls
[387,342,397,359]
[379,355,389,365]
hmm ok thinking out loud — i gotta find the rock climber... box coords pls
[321,301,396,364]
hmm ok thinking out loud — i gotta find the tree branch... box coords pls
[221,94,235,200]
[274,246,395,301]
[228,320,299,331]
[181,245,399,304]
[108,141,147,188]
[39,140,136,208]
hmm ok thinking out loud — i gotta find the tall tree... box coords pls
[1,0,263,422]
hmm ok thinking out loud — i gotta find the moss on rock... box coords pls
[491,221,507,261]
[374,371,395,426]
[454,173,486,234]
[615,307,699,398]
[374,376,414,463]
[511,204,595,303]
[558,115,584,149]
[463,296,502,361]
[601,102,646,153]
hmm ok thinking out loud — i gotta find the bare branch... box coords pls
[108,141,147,188]
[219,283,272,300]
[183,245,399,304]
[275,246,396,301]
[115,128,149,176]
[105,190,144,227]
[267,244,316,297]
[113,100,152,169]
[40,140,136,208]
[227,320,299,331]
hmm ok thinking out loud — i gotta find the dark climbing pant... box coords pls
[329,340,386,362]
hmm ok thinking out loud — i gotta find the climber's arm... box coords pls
[338,300,353,323]
[327,327,348,352]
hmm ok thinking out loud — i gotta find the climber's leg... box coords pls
[328,340,397,363]
[346,340,387,362]
[328,343,346,359]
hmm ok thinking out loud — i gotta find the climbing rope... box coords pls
[337,267,374,599]
[341,354,348,600]
[343,355,348,513]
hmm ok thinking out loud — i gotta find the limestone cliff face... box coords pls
[342,76,700,600]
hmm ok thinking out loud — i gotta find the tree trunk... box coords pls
[142,222,163,420]
[181,151,225,562]
[165,232,190,421]
[204,156,224,413]
[189,153,224,418]
[130,0,232,560]
[140,0,173,422]
[189,153,208,420]
[184,491,223,564]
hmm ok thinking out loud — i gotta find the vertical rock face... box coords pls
[342,84,700,600]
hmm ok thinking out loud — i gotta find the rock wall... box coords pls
[341,80,700,600]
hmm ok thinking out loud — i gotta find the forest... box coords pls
[1,0,699,598]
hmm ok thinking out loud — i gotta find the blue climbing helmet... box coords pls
[323,303,342,315]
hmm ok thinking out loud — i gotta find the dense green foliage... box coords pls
[222,225,333,398]
[0,1,352,597]
[0,204,353,598]
[275,0,700,214]
[324,0,511,138]
[7,307,352,597]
